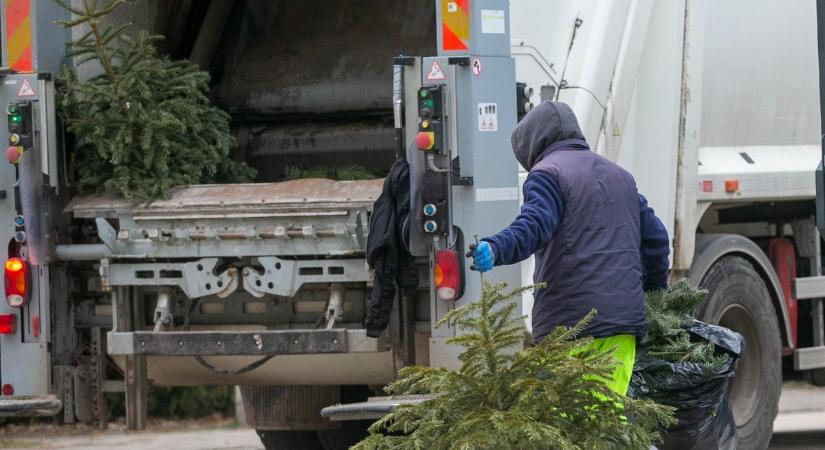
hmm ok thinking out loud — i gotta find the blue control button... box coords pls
[423,204,437,217]
[13,215,24,227]
[424,220,438,233]
[14,231,26,243]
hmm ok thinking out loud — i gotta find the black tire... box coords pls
[698,256,782,450]
[317,421,371,450]
[804,368,825,386]
[257,430,323,450]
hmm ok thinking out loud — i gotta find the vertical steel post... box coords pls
[115,286,147,430]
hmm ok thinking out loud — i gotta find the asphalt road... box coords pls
[1,384,823,449]
[769,384,825,450]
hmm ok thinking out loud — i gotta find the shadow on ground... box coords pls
[770,431,825,449]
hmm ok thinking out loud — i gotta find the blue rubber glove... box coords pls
[466,241,494,272]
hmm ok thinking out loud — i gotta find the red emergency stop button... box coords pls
[6,146,22,164]
[416,132,435,151]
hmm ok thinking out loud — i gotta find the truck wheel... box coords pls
[256,430,323,450]
[804,368,825,386]
[698,256,781,450]
[317,421,371,450]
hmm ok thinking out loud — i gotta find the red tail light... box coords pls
[4,258,28,308]
[434,249,461,301]
[0,314,15,334]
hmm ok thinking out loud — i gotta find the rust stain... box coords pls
[67,178,385,216]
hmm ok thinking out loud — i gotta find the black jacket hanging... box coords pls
[365,157,418,337]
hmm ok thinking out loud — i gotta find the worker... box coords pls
[468,101,670,396]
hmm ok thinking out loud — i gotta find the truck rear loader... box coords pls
[1,2,825,450]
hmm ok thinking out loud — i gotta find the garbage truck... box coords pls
[1,1,825,449]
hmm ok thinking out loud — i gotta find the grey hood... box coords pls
[511,101,586,170]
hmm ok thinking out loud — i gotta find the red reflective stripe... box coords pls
[4,0,28,36]
[13,45,31,72]
[456,0,469,14]
[31,315,38,337]
[442,23,468,51]
[4,0,33,72]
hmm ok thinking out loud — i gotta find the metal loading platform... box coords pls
[62,178,395,429]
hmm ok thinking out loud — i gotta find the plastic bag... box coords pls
[628,320,743,450]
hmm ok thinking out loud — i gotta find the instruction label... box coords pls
[476,187,518,202]
[481,9,505,34]
[478,103,498,132]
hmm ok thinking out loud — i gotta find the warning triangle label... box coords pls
[426,61,446,81]
[17,79,35,97]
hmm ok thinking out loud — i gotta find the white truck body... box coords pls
[513,0,820,323]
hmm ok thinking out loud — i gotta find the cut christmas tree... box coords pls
[355,282,676,450]
[642,279,729,367]
[54,0,255,201]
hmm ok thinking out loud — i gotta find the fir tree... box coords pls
[354,282,675,450]
[642,279,729,367]
[54,0,255,201]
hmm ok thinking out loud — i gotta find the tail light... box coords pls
[0,314,15,334]
[4,258,28,308]
[434,249,462,301]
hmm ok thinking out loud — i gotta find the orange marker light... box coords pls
[4,258,28,308]
[724,179,739,193]
[5,259,23,272]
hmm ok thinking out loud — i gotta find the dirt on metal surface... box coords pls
[66,178,385,218]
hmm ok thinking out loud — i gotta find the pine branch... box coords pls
[642,279,730,367]
[53,0,254,200]
[355,282,676,450]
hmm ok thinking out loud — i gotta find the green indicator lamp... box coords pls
[10,115,21,123]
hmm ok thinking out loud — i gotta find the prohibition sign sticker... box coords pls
[471,57,482,76]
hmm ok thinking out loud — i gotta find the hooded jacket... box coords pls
[483,102,670,342]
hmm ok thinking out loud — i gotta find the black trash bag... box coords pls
[628,320,743,450]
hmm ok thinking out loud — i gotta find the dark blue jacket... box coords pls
[483,102,670,342]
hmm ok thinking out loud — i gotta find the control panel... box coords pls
[6,101,33,164]
[416,84,450,237]
[415,85,445,154]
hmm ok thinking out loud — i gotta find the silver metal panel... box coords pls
[794,346,825,370]
[243,257,370,298]
[0,74,50,397]
[696,145,819,202]
[31,0,71,73]
[435,0,510,57]
[321,395,432,421]
[0,395,62,417]
[404,58,430,257]
[793,276,825,300]
[108,329,385,356]
[106,258,238,299]
[446,56,521,326]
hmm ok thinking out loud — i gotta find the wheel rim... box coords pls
[717,303,760,426]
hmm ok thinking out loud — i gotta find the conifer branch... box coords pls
[355,282,676,450]
[53,0,254,200]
